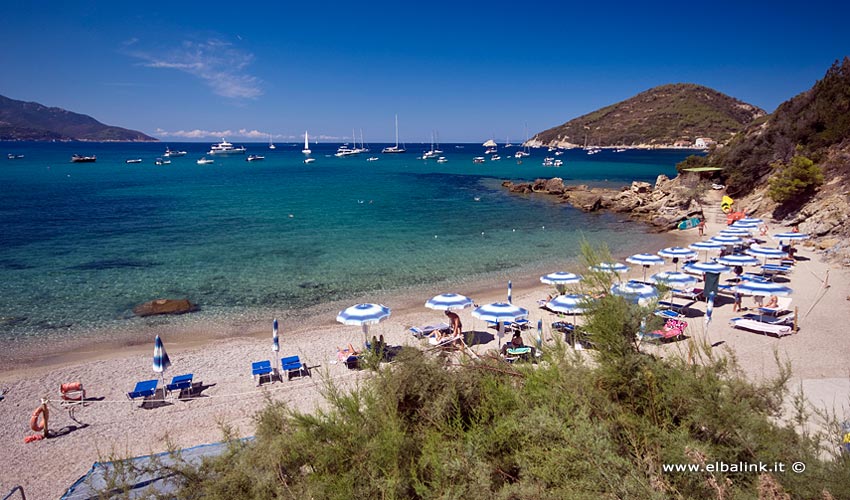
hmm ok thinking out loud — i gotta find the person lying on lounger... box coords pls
[763,295,779,309]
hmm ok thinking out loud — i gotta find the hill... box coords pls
[0,94,157,141]
[531,83,765,148]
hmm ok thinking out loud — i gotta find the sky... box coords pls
[2,0,849,143]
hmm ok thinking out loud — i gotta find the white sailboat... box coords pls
[269,134,276,150]
[302,131,311,155]
[382,114,406,154]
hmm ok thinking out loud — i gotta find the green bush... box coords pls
[767,154,824,203]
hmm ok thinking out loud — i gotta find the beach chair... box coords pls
[166,373,194,398]
[741,313,794,325]
[251,360,274,385]
[643,318,687,342]
[127,379,158,404]
[280,355,309,380]
[757,297,793,316]
[672,288,703,301]
[409,322,450,340]
[729,317,793,337]
[504,346,533,363]
[657,300,689,314]
[654,309,683,320]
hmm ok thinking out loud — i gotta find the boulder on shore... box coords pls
[133,298,197,317]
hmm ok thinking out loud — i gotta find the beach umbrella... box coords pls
[540,272,582,294]
[745,245,786,263]
[772,232,809,242]
[718,228,751,236]
[425,293,474,311]
[590,262,630,274]
[625,253,665,281]
[152,335,171,383]
[738,217,763,225]
[716,254,760,267]
[610,281,658,306]
[546,294,589,315]
[731,221,760,229]
[472,302,529,346]
[734,281,793,297]
[507,281,512,304]
[689,240,725,259]
[272,319,280,376]
[650,271,698,289]
[536,319,543,349]
[657,246,697,271]
[337,303,391,342]
[710,235,743,246]
[683,261,733,274]
[705,291,715,327]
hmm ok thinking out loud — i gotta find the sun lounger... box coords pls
[761,264,792,274]
[757,297,793,316]
[672,288,703,301]
[127,379,158,402]
[642,318,688,342]
[280,355,309,380]
[251,360,274,385]
[409,322,450,339]
[741,313,793,325]
[166,374,194,398]
[654,309,683,320]
[657,300,689,313]
[504,346,533,363]
[729,317,793,337]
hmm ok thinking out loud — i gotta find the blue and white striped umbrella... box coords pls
[716,254,760,267]
[472,302,529,345]
[153,335,171,377]
[337,303,392,340]
[738,217,763,225]
[657,246,698,260]
[772,232,809,242]
[507,281,512,304]
[425,293,474,311]
[626,253,666,281]
[546,294,589,314]
[734,281,793,297]
[540,272,582,293]
[649,271,698,288]
[536,319,543,349]
[683,261,733,274]
[272,318,280,352]
[689,240,725,259]
[590,262,630,274]
[731,222,760,230]
[745,245,786,260]
[718,227,751,236]
[705,291,715,328]
[610,281,658,305]
[710,235,744,245]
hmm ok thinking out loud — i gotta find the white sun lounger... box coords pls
[757,297,793,316]
[410,322,450,339]
[729,317,793,337]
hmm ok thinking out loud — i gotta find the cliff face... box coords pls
[532,83,764,148]
[0,94,157,141]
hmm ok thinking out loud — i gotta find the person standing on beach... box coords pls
[697,218,705,237]
[445,310,462,337]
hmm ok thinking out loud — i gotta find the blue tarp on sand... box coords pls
[60,438,253,499]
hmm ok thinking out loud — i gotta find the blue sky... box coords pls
[2,0,848,142]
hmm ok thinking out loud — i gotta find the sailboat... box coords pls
[269,134,276,150]
[302,131,311,155]
[382,114,406,154]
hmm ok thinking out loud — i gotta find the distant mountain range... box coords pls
[0,94,157,142]
[531,83,765,148]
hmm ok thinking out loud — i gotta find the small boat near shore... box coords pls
[196,157,214,165]
[125,158,142,164]
[247,155,265,162]
[71,154,96,163]
[164,147,187,157]
[155,158,171,165]
[304,158,316,164]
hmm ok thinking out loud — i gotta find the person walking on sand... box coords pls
[445,310,462,337]
[697,218,705,237]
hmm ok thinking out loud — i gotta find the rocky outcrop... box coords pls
[502,175,704,231]
[133,298,197,317]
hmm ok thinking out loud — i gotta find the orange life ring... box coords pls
[30,405,48,432]
[61,381,84,401]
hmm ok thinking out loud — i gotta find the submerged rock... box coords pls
[133,298,197,317]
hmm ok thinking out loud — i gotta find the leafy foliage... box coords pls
[675,154,711,174]
[712,57,850,196]
[534,84,764,147]
[767,155,824,203]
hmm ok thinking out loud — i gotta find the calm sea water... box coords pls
[0,141,693,353]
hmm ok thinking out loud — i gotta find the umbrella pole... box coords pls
[362,324,370,349]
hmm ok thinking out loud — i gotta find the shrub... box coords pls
[767,154,824,203]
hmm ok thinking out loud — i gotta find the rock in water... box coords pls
[133,299,197,317]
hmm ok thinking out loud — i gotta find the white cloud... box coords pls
[128,38,262,99]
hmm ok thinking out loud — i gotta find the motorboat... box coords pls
[473,157,485,164]
[335,144,358,157]
[164,147,187,157]
[367,157,379,162]
[436,157,448,163]
[304,158,316,164]
[7,154,24,159]
[484,147,497,155]
[615,148,627,153]
[543,157,554,166]
[247,155,265,162]
[155,158,171,165]
[71,154,96,163]
[196,157,214,165]
[554,159,563,167]
[586,147,601,155]
[125,158,142,164]
[208,138,246,155]
[382,114,406,153]
[514,151,529,159]
[490,155,501,161]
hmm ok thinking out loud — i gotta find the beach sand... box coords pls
[1,219,849,498]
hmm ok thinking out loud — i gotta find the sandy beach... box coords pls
[1,217,849,499]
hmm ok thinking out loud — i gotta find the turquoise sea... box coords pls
[0,141,694,362]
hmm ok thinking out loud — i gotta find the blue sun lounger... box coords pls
[166,373,194,397]
[251,360,274,385]
[127,379,158,402]
[281,355,309,380]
